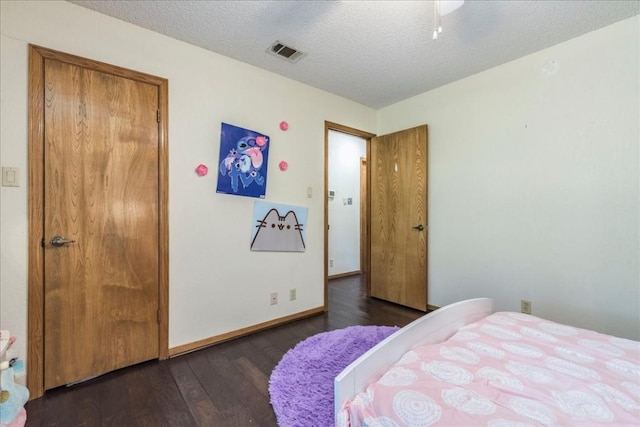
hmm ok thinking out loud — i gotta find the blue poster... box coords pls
[217,122,270,198]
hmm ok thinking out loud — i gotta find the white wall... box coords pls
[2,3,637,372]
[377,16,640,340]
[328,131,366,275]
[0,0,377,361]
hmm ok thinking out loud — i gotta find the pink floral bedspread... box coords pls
[339,312,640,426]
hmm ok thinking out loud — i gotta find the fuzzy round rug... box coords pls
[269,325,398,427]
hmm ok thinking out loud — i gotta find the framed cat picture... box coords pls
[251,201,308,252]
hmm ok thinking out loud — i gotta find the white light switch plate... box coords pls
[2,167,19,187]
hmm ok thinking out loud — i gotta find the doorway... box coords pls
[327,130,368,278]
[324,123,429,312]
[324,122,375,307]
[27,45,169,398]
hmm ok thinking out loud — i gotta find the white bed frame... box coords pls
[334,298,494,422]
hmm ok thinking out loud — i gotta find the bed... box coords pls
[335,298,640,426]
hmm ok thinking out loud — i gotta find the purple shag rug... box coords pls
[269,325,398,427]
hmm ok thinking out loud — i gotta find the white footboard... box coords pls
[334,298,494,423]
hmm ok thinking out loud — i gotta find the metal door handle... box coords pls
[412,224,424,231]
[50,236,76,247]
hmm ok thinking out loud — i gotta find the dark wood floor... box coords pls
[25,275,423,426]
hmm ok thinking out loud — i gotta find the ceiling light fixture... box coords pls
[433,0,464,40]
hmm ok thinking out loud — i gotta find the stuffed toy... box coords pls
[0,331,28,427]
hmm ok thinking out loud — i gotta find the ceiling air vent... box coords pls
[267,41,306,63]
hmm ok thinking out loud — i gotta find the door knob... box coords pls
[412,224,424,231]
[50,236,76,247]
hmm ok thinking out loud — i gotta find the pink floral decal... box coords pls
[280,121,289,131]
[195,164,208,176]
[279,161,288,171]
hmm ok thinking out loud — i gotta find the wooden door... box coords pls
[360,157,367,274]
[36,50,162,389]
[370,125,428,310]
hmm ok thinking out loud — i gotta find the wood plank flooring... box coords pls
[25,275,424,426]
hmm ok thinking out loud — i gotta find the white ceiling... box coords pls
[69,0,639,109]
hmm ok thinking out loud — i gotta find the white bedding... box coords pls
[339,312,640,426]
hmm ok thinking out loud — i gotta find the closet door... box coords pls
[28,45,169,394]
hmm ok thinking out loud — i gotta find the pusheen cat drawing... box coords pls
[251,208,305,252]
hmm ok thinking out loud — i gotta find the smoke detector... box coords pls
[267,41,306,63]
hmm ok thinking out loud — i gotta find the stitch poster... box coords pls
[217,123,270,198]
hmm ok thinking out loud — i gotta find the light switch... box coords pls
[2,167,19,187]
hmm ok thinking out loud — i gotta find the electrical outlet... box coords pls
[289,288,297,301]
[521,299,532,314]
[329,259,334,267]
[270,292,278,305]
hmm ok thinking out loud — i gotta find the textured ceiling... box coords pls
[69,0,639,109]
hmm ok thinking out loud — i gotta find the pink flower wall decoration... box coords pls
[279,161,288,171]
[279,121,289,131]
[195,164,208,176]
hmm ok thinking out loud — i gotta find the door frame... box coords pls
[324,122,375,307]
[27,45,170,398]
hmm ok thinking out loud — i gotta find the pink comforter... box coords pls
[340,312,640,426]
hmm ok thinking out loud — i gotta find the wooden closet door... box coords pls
[42,57,160,388]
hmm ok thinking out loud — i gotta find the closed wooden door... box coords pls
[370,125,428,310]
[42,55,160,388]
